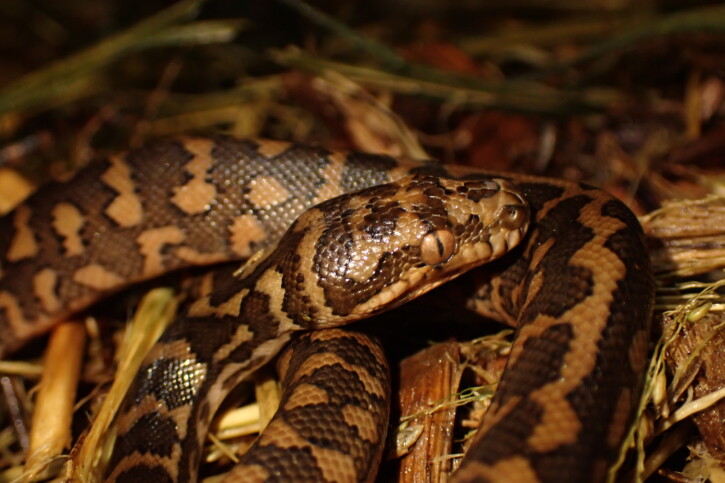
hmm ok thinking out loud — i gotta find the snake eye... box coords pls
[420,229,455,265]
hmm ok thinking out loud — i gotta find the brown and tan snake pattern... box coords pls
[0,136,654,482]
[227,329,390,482]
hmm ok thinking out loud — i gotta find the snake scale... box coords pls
[0,136,654,482]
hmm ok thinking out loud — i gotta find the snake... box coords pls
[0,135,654,482]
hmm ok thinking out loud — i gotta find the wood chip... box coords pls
[395,341,462,483]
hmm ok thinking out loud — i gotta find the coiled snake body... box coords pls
[0,136,653,482]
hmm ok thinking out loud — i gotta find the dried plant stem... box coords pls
[24,320,86,480]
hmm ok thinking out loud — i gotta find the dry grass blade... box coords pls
[0,0,231,117]
[562,5,725,69]
[66,287,177,482]
[0,361,43,380]
[620,280,725,481]
[271,47,625,115]
[663,307,725,467]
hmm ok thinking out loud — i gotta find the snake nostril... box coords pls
[498,204,528,230]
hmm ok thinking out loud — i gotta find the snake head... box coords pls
[276,174,529,327]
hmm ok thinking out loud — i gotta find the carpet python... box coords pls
[0,136,654,482]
